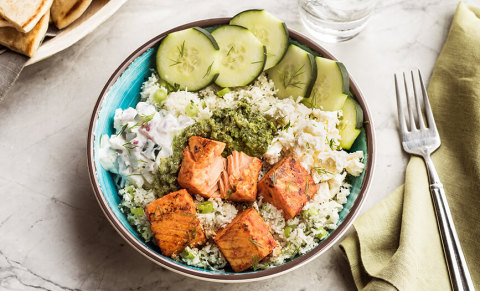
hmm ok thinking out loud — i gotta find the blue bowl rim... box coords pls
[87,17,376,283]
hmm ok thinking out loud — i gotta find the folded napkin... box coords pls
[340,2,480,290]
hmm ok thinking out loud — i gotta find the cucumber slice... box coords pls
[267,44,317,99]
[211,25,266,87]
[156,27,219,91]
[230,9,289,70]
[302,57,349,111]
[339,97,362,150]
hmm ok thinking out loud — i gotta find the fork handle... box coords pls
[424,154,475,291]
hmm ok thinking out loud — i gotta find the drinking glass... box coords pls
[298,0,377,43]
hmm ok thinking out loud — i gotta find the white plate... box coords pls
[26,0,127,66]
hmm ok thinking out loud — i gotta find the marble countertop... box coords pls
[0,0,474,290]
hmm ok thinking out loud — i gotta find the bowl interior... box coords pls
[90,21,372,280]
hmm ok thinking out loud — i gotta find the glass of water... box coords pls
[298,0,377,43]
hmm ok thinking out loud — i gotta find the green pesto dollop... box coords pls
[154,99,277,197]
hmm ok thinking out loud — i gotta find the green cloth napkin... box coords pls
[340,2,480,290]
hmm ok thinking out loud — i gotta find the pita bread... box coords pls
[0,13,49,57]
[0,16,14,28]
[51,0,92,29]
[0,0,53,33]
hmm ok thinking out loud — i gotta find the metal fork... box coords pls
[394,70,475,291]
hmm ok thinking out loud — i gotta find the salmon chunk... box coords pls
[258,157,317,220]
[214,208,277,272]
[218,151,263,202]
[178,136,226,198]
[145,189,206,257]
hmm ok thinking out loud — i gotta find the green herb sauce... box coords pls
[154,99,277,197]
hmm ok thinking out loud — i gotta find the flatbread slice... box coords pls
[0,16,14,28]
[0,13,49,57]
[0,0,53,33]
[51,0,92,29]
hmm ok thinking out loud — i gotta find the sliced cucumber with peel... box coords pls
[156,27,219,91]
[302,57,349,111]
[267,44,317,99]
[230,9,289,70]
[211,25,266,87]
[339,97,363,150]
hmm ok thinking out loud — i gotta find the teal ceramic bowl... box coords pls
[87,18,375,282]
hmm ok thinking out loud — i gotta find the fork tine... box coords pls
[411,70,426,129]
[418,70,437,129]
[403,72,417,131]
[394,74,408,133]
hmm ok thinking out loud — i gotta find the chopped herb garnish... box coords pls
[281,64,305,89]
[203,61,214,79]
[154,205,163,218]
[364,120,370,124]
[123,141,139,151]
[117,124,128,136]
[271,170,277,185]
[168,57,182,67]
[178,40,185,57]
[313,167,333,175]
[251,255,260,271]
[129,113,155,129]
[283,121,291,131]
[226,188,236,200]
[286,181,292,194]
[226,45,234,56]
[249,238,264,249]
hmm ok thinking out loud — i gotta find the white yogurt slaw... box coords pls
[98,71,365,270]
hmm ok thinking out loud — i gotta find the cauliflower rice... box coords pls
[99,71,365,271]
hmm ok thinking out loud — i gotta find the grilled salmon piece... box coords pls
[214,208,277,272]
[145,189,206,257]
[218,151,263,202]
[258,157,317,220]
[178,136,226,198]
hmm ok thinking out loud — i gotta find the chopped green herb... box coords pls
[181,248,195,260]
[251,255,260,271]
[117,124,128,136]
[283,121,291,131]
[185,101,198,117]
[153,88,168,104]
[312,167,333,175]
[217,87,230,97]
[154,205,164,217]
[281,64,305,89]
[315,227,329,240]
[123,141,139,151]
[249,238,264,249]
[178,40,185,57]
[124,185,135,197]
[197,201,214,214]
[168,57,182,67]
[203,61,214,79]
[271,170,277,185]
[302,208,318,219]
[130,207,144,216]
[226,45,234,56]
[284,225,295,238]
[129,113,155,129]
[226,187,236,199]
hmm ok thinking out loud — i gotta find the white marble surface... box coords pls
[0,0,475,290]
